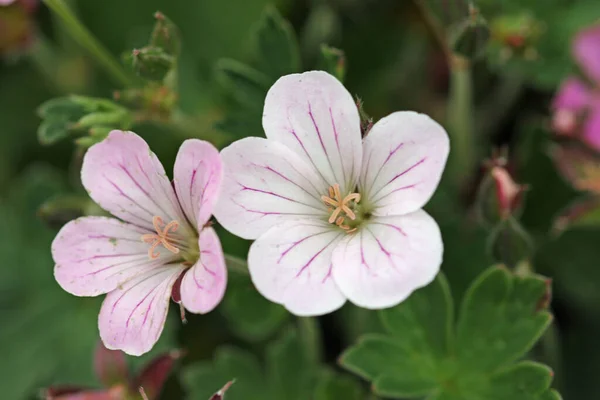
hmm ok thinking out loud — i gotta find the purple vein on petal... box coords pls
[237,182,322,211]
[294,235,340,278]
[277,230,331,264]
[365,143,405,195]
[329,106,348,187]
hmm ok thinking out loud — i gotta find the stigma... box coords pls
[141,216,181,259]
[321,183,361,233]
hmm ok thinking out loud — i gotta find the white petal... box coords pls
[359,112,449,216]
[332,210,443,309]
[82,131,186,231]
[98,264,184,356]
[52,217,177,297]
[247,220,346,316]
[214,137,328,240]
[173,139,223,229]
[180,227,227,313]
[263,71,362,194]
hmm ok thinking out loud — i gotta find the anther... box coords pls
[141,216,181,259]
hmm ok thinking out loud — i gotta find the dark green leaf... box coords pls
[318,45,346,82]
[313,368,364,400]
[215,59,271,108]
[253,6,301,79]
[37,117,71,146]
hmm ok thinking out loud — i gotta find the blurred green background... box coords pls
[2,0,600,399]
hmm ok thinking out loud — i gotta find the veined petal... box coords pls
[180,227,227,313]
[214,137,328,240]
[99,264,184,356]
[81,131,185,231]
[53,217,177,297]
[552,77,591,111]
[173,139,222,229]
[263,71,362,194]
[574,24,600,84]
[247,220,346,316]
[332,210,443,309]
[359,111,449,216]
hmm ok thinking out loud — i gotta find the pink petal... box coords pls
[262,71,362,195]
[45,386,126,400]
[359,111,449,216]
[94,341,128,387]
[332,210,443,309]
[180,227,227,313]
[214,137,328,240]
[583,105,600,151]
[573,24,600,84]
[81,131,186,232]
[132,350,182,400]
[173,139,222,229]
[53,217,177,297]
[247,220,346,316]
[98,265,184,356]
[552,77,591,111]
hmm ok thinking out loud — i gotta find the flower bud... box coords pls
[550,142,600,194]
[130,46,175,82]
[477,156,527,226]
[488,217,533,268]
[150,11,180,56]
[94,341,128,388]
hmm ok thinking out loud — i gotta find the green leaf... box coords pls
[183,327,316,400]
[341,274,452,398]
[456,268,552,372]
[37,116,71,145]
[221,273,288,341]
[341,269,558,399]
[215,58,271,108]
[253,5,301,80]
[37,97,86,119]
[313,368,364,400]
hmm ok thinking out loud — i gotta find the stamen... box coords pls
[140,216,182,259]
[321,184,361,234]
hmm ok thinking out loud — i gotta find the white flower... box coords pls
[214,71,449,316]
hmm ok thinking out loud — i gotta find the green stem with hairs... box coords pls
[298,317,322,365]
[43,0,134,87]
[224,254,249,275]
[448,55,476,185]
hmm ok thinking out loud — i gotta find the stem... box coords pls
[298,317,322,365]
[448,55,476,184]
[224,254,249,275]
[42,0,134,87]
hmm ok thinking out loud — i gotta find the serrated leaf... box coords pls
[341,268,558,399]
[221,273,288,342]
[215,58,271,108]
[456,268,552,372]
[253,6,301,80]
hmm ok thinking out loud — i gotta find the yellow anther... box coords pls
[321,183,361,233]
[141,216,181,259]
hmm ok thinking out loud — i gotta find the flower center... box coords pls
[321,183,362,233]
[141,216,182,259]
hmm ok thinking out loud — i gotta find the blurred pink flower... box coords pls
[52,130,226,356]
[214,71,449,316]
[0,0,16,5]
[44,342,181,400]
[552,24,600,151]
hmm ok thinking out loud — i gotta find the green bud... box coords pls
[319,44,346,82]
[150,12,181,56]
[37,97,86,120]
[131,46,175,82]
[488,217,533,269]
[38,194,92,229]
[450,5,490,59]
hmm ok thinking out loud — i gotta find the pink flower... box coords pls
[214,71,449,316]
[552,23,600,151]
[52,130,226,355]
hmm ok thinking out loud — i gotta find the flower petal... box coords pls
[583,105,600,151]
[574,24,600,84]
[263,71,362,194]
[180,227,227,313]
[81,131,185,231]
[214,136,328,240]
[98,264,184,356]
[173,139,223,229]
[359,111,449,216]
[247,220,346,316]
[552,77,591,111]
[53,217,177,297]
[332,210,443,309]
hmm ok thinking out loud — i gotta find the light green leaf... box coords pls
[37,117,71,146]
[313,368,364,400]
